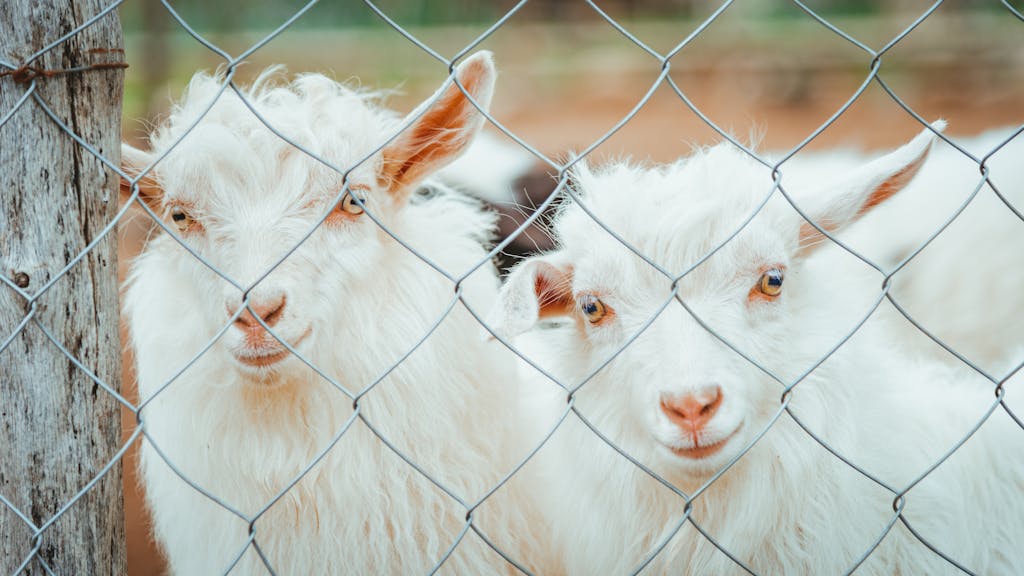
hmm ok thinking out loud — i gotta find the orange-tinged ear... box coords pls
[489,253,574,340]
[380,51,496,198]
[796,120,944,257]
[120,143,163,213]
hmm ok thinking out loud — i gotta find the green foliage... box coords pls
[119,0,519,32]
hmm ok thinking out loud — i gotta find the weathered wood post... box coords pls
[0,1,126,574]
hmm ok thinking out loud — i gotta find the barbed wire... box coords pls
[1,0,1022,574]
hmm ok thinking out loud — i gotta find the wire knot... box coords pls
[0,61,128,84]
[5,65,44,84]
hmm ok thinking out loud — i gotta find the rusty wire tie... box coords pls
[0,61,128,84]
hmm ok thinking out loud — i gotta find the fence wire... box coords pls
[1,1,1022,575]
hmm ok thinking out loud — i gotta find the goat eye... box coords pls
[579,294,608,324]
[169,208,196,233]
[339,192,365,216]
[758,268,784,297]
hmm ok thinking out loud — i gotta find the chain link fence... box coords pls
[1,0,1022,574]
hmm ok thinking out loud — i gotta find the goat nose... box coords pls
[229,295,287,330]
[660,386,723,432]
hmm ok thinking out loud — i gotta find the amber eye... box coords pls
[758,268,784,297]
[339,192,365,216]
[169,207,197,233]
[579,294,608,324]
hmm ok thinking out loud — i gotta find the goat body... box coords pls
[123,54,528,574]
[494,126,1024,574]
[785,128,1024,375]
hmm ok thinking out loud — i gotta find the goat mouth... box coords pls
[666,426,741,460]
[235,349,291,368]
[232,328,311,369]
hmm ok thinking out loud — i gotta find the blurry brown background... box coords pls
[117,0,1023,572]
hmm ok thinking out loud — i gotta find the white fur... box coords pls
[784,127,1024,375]
[495,131,1024,574]
[124,56,532,574]
[440,131,538,204]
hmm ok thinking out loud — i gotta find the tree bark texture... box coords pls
[0,1,126,574]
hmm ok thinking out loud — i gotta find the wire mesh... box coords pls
[1,1,1022,574]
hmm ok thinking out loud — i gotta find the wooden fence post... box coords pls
[0,1,126,574]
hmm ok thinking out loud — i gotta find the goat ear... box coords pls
[380,51,496,198]
[489,254,575,340]
[120,143,163,212]
[796,120,944,257]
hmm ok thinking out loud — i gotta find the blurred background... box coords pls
[117,1,1023,572]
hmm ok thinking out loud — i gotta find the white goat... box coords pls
[493,125,1024,574]
[784,127,1024,375]
[122,53,530,574]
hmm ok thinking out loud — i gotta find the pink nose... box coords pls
[660,386,723,433]
[229,296,286,331]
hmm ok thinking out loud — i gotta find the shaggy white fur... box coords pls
[122,53,531,574]
[441,131,539,205]
[494,125,1024,575]
[784,127,1024,376]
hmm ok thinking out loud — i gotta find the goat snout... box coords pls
[660,386,723,434]
[228,295,287,331]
